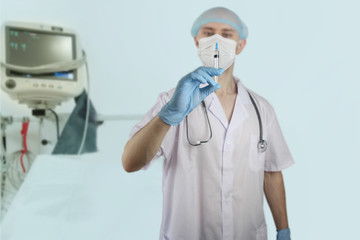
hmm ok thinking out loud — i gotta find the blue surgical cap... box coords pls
[191,7,248,39]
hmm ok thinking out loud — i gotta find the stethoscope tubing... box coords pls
[186,90,267,152]
[186,101,213,146]
[247,91,263,143]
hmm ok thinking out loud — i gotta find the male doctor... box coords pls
[122,7,294,240]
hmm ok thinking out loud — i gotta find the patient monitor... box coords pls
[1,22,86,109]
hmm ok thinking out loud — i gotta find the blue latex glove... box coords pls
[277,228,291,240]
[158,67,223,126]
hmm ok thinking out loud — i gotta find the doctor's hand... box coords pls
[158,66,223,126]
[277,228,291,240]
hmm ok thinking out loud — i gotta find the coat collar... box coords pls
[204,76,251,130]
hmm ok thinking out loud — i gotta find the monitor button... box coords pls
[5,79,16,89]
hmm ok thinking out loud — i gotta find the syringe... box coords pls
[214,42,219,83]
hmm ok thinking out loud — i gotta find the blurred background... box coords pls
[0,0,359,239]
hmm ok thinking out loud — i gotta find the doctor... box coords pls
[122,7,294,240]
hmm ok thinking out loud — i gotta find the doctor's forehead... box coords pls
[199,22,236,32]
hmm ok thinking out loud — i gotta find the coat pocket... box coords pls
[248,134,266,171]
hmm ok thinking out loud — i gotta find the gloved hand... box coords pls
[277,228,291,240]
[158,67,223,126]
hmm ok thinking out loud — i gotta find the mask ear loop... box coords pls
[235,38,246,55]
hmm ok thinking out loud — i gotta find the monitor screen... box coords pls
[5,27,77,81]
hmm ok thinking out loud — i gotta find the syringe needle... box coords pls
[214,42,219,83]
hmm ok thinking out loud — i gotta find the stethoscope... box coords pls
[185,90,268,153]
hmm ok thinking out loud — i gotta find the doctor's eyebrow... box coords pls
[201,27,215,31]
[200,26,235,32]
[222,28,235,32]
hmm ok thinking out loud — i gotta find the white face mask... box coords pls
[197,34,237,71]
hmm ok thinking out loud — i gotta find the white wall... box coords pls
[1,0,360,239]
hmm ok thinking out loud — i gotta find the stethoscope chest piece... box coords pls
[257,139,267,153]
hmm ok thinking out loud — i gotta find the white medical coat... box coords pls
[128,77,295,240]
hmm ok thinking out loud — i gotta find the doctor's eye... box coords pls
[203,31,214,36]
[222,33,232,38]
